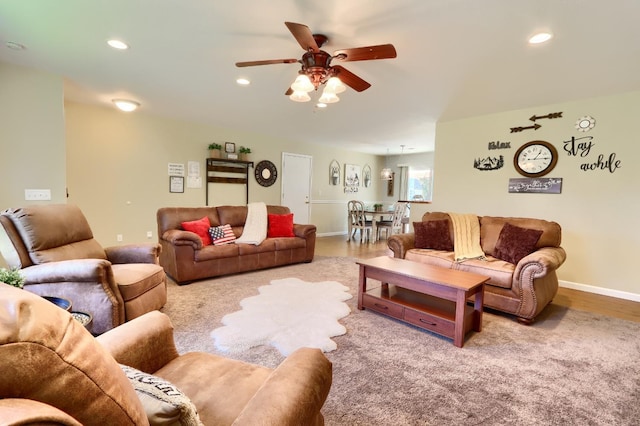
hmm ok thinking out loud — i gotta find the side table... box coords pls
[71,311,93,334]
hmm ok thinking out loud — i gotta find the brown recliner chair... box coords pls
[0,284,332,425]
[0,204,167,334]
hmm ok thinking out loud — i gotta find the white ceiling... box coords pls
[1,1,639,155]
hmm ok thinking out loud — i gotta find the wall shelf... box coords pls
[206,158,254,205]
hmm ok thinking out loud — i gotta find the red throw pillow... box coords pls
[494,222,543,264]
[181,216,212,245]
[267,213,295,238]
[413,220,454,251]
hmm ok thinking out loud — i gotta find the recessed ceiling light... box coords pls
[5,41,26,50]
[107,39,129,50]
[236,78,250,85]
[316,103,327,108]
[528,32,553,44]
[112,99,140,112]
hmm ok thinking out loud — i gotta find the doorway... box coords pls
[281,152,312,224]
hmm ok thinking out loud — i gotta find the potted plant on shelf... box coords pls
[0,267,25,289]
[208,143,222,158]
[238,146,251,161]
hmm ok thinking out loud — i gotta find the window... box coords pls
[407,168,432,201]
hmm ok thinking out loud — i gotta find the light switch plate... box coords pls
[25,189,51,200]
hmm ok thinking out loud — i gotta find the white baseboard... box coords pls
[559,280,640,302]
[317,231,348,237]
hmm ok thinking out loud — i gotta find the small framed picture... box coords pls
[169,176,184,193]
[225,142,236,153]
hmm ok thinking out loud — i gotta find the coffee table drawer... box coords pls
[362,294,404,318]
[404,307,454,337]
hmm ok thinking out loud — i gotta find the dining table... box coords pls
[363,209,393,243]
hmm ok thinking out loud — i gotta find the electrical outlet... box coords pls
[146,231,153,239]
[116,234,123,242]
[25,189,51,200]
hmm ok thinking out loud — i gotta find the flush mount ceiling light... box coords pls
[112,99,140,112]
[107,39,129,50]
[528,32,553,44]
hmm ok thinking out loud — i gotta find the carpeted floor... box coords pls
[161,256,640,425]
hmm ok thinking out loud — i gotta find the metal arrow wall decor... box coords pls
[510,111,563,133]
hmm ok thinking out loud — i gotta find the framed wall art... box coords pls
[169,176,184,193]
[344,164,361,187]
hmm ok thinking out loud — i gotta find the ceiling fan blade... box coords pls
[333,44,397,62]
[285,87,293,96]
[285,22,319,52]
[331,65,371,92]
[236,58,299,67]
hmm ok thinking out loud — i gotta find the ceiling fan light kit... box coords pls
[236,21,396,105]
[289,91,311,102]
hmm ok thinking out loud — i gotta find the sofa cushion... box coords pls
[120,364,203,426]
[494,222,543,264]
[413,220,453,251]
[405,249,455,269]
[209,224,236,245]
[453,256,514,289]
[268,213,295,238]
[181,217,212,246]
[113,264,166,301]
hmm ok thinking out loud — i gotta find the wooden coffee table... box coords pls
[356,256,489,348]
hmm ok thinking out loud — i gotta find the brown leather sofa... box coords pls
[157,205,316,284]
[388,212,566,323]
[0,283,332,425]
[0,204,167,334]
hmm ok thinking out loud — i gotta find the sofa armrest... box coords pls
[515,246,567,278]
[387,233,416,259]
[105,243,161,264]
[20,259,117,285]
[161,229,203,249]
[233,347,332,426]
[97,310,180,374]
[293,223,316,239]
[0,399,83,426]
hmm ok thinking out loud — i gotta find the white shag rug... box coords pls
[210,277,352,356]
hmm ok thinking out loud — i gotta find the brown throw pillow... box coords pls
[494,222,543,264]
[413,220,453,251]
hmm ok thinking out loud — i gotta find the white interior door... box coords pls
[281,152,312,224]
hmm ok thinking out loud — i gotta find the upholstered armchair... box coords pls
[0,204,167,334]
[0,284,332,425]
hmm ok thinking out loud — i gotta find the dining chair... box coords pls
[347,200,373,243]
[377,202,408,240]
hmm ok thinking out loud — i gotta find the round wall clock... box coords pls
[254,160,278,187]
[513,140,558,178]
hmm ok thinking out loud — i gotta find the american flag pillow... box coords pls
[209,224,236,245]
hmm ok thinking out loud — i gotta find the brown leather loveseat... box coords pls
[157,205,316,284]
[388,212,566,323]
[0,283,332,425]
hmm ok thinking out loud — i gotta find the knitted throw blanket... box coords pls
[235,202,267,245]
[448,213,485,262]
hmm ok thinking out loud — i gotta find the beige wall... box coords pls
[64,102,387,244]
[411,91,640,299]
[0,62,66,207]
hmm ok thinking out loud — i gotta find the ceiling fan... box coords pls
[235,22,397,103]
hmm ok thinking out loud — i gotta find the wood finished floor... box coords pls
[315,235,640,323]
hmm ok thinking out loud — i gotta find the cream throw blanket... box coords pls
[448,213,485,262]
[235,202,267,245]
